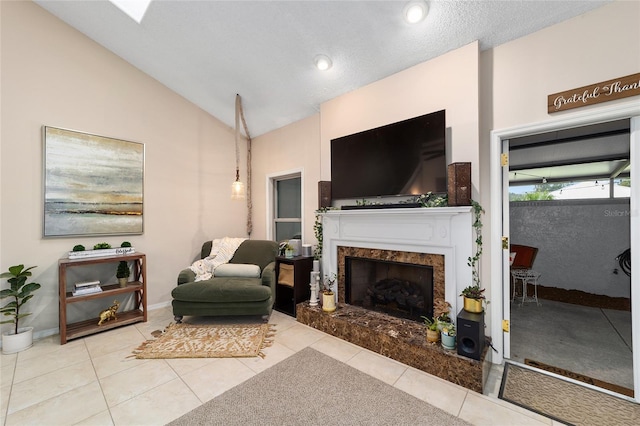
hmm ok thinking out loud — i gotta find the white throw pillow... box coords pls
[214,263,261,278]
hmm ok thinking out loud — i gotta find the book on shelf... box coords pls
[74,280,101,289]
[72,285,103,296]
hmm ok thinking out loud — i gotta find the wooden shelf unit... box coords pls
[58,252,147,344]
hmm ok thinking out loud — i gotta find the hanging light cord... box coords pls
[235,94,253,236]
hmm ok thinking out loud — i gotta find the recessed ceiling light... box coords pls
[403,1,428,24]
[314,54,333,71]
[109,0,152,24]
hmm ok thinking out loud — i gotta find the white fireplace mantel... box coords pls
[320,206,474,316]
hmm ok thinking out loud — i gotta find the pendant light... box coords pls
[232,94,245,200]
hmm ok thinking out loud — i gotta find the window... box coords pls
[271,173,302,242]
[510,178,631,201]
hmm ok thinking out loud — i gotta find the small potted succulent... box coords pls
[421,315,440,343]
[0,265,41,354]
[321,273,336,312]
[440,322,456,350]
[460,285,485,313]
[116,261,130,287]
[279,242,294,258]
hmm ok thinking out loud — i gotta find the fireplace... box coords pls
[339,246,445,323]
[297,206,489,392]
[346,257,433,322]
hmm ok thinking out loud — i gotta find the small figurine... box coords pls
[98,300,120,325]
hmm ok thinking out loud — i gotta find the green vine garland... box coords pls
[467,199,485,288]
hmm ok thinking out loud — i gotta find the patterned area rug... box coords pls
[499,363,640,426]
[133,323,275,359]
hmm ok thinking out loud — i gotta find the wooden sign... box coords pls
[548,73,640,113]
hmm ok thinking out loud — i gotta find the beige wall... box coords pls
[252,41,480,247]
[251,114,321,244]
[320,41,480,190]
[1,1,248,334]
[2,0,638,338]
[478,0,640,309]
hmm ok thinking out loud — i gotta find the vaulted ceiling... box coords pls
[34,0,611,137]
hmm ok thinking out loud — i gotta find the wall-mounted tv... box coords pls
[331,110,446,200]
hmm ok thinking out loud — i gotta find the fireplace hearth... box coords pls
[296,301,489,392]
[304,207,488,391]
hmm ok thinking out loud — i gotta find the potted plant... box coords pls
[116,261,130,287]
[421,315,440,343]
[460,285,485,313]
[461,200,486,313]
[278,241,294,258]
[0,264,41,354]
[440,322,456,350]
[433,298,452,328]
[321,273,336,312]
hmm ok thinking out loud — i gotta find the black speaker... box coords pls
[457,309,484,360]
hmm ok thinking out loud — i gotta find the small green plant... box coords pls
[433,298,452,323]
[441,322,456,337]
[120,241,132,248]
[72,245,85,252]
[93,242,111,250]
[0,265,41,335]
[413,192,448,207]
[278,242,293,256]
[460,285,485,300]
[421,316,439,331]
[116,261,130,279]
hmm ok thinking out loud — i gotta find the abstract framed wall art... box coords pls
[43,126,144,237]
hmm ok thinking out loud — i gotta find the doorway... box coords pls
[489,102,640,401]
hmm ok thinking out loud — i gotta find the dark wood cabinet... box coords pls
[274,256,314,317]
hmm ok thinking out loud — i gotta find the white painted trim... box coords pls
[265,168,305,242]
[490,98,640,401]
[629,115,640,399]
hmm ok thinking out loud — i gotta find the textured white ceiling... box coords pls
[34,0,611,136]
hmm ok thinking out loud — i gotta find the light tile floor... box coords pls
[1,307,559,426]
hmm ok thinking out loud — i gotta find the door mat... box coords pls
[132,323,275,359]
[499,363,639,426]
[525,358,633,398]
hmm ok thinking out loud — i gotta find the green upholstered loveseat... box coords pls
[172,239,279,322]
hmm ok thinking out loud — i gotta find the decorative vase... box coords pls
[425,328,439,343]
[118,277,128,288]
[322,292,336,312]
[463,297,483,313]
[441,333,456,350]
[2,326,34,354]
[285,249,294,258]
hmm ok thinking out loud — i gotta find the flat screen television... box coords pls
[331,109,446,200]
